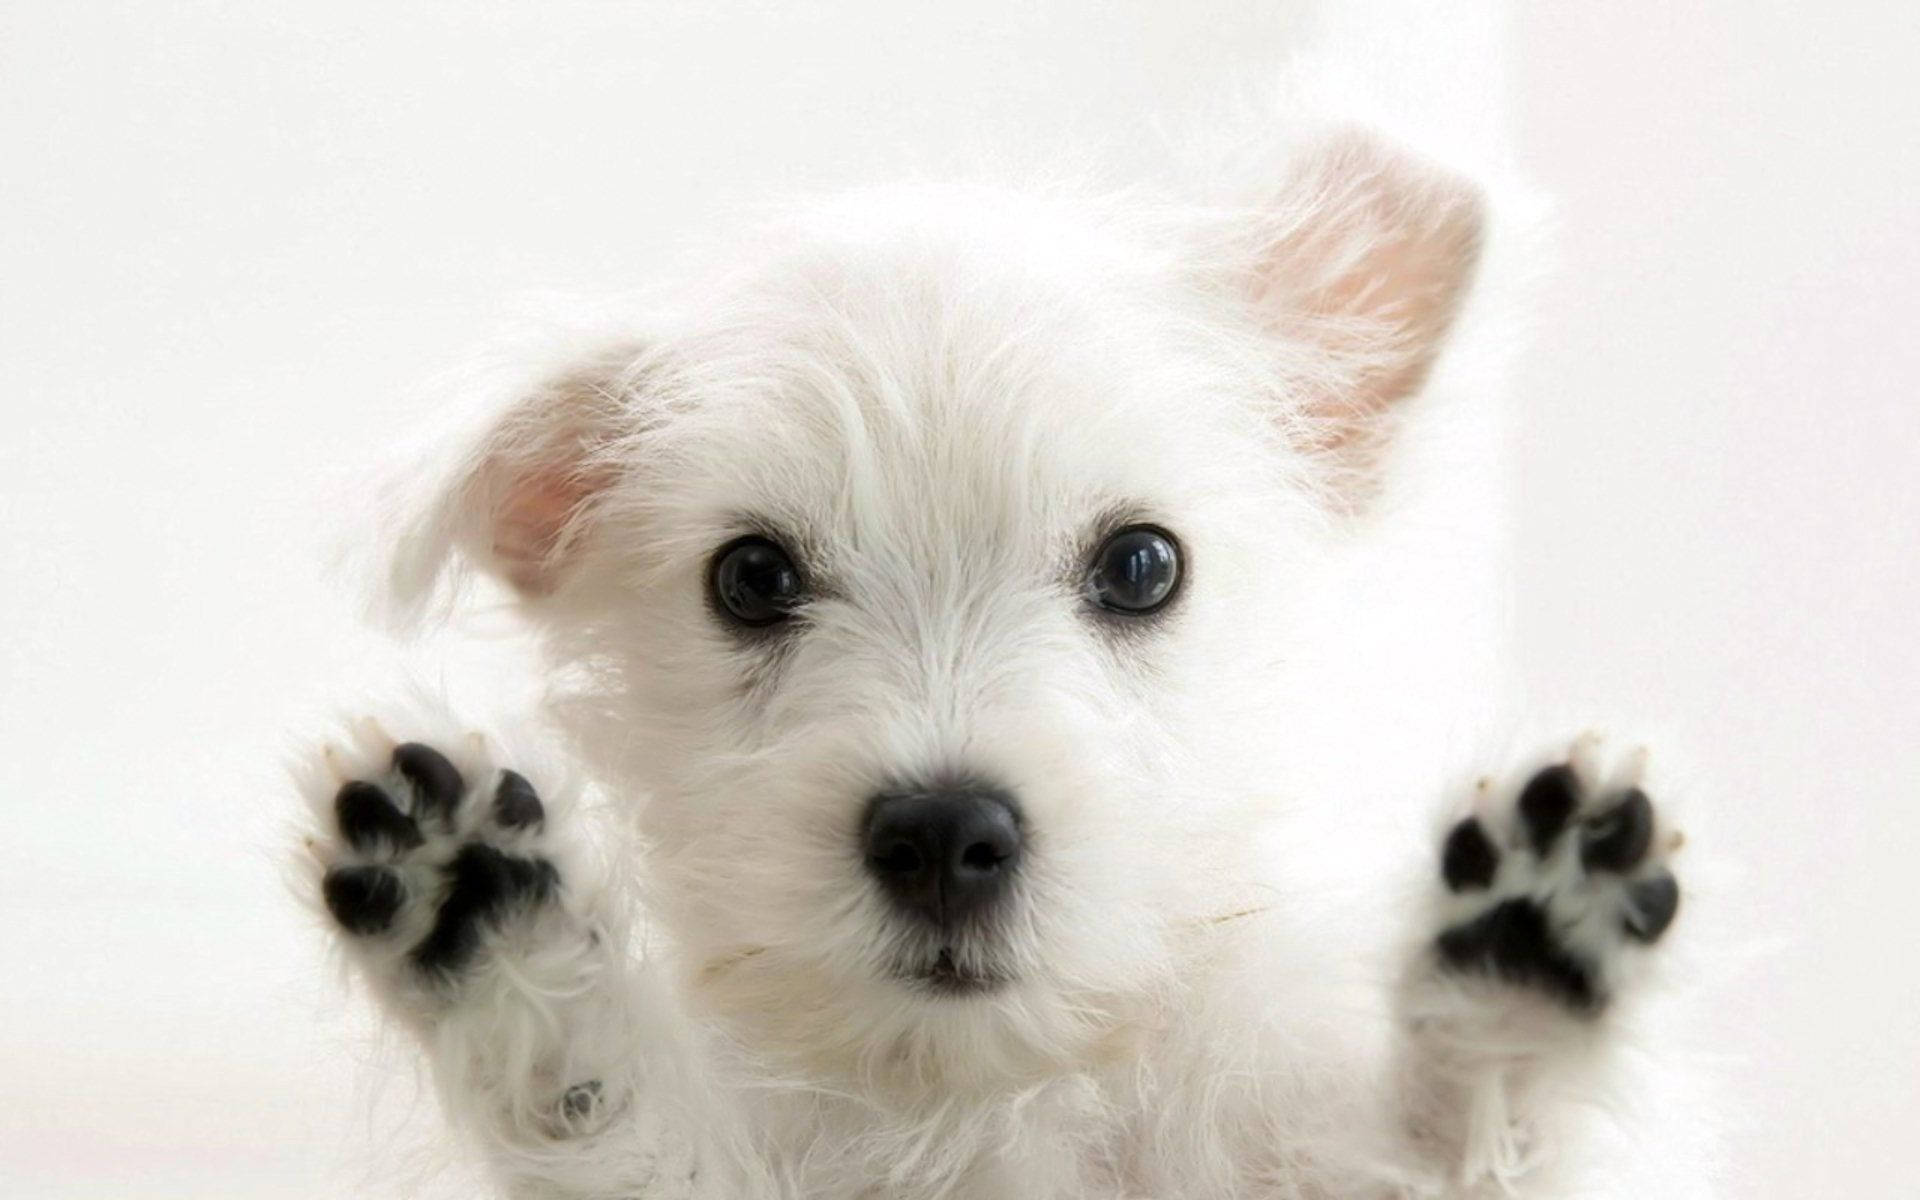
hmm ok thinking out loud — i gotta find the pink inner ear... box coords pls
[1254,135,1485,475]
[492,465,602,596]
[1310,191,1483,418]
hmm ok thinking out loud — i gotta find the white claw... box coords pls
[321,743,349,786]
[1569,730,1605,783]
[1620,744,1652,789]
[352,715,396,757]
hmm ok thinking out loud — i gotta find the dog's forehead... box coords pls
[652,189,1256,555]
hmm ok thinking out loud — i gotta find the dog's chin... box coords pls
[897,947,1012,998]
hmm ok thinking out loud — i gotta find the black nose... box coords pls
[863,783,1023,928]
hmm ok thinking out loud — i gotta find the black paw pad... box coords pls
[394,742,465,825]
[335,782,423,853]
[1442,818,1500,892]
[1517,764,1580,855]
[1437,898,1599,1012]
[1581,788,1654,873]
[493,770,545,830]
[561,1080,603,1124]
[323,865,406,934]
[410,844,559,974]
[1623,871,1681,943]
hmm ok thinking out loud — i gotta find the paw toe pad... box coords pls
[323,865,406,934]
[336,781,422,853]
[1442,818,1500,892]
[1581,788,1654,873]
[1623,871,1680,943]
[492,769,545,830]
[1517,764,1579,855]
[393,742,465,825]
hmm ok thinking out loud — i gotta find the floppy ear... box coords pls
[388,339,650,613]
[1247,131,1485,505]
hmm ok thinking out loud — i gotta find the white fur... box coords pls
[299,115,1708,1199]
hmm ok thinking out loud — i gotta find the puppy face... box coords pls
[396,137,1482,1079]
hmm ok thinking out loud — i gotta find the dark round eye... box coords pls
[709,536,804,627]
[1086,525,1182,615]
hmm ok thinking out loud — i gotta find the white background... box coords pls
[3,3,1916,1196]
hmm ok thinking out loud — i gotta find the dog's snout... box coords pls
[863,783,1023,927]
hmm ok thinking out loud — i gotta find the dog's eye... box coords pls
[1086,525,1181,616]
[709,536,804,627]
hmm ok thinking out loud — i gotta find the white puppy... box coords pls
[300,128,1697,1199]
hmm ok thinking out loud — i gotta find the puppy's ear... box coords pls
[1246,131,1485,505]
[387,339,649,615]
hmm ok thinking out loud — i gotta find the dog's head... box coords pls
[392,132,1482,1083]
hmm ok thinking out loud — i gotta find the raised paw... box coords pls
[310,733,564,986]
[1434,737,1683,1013]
